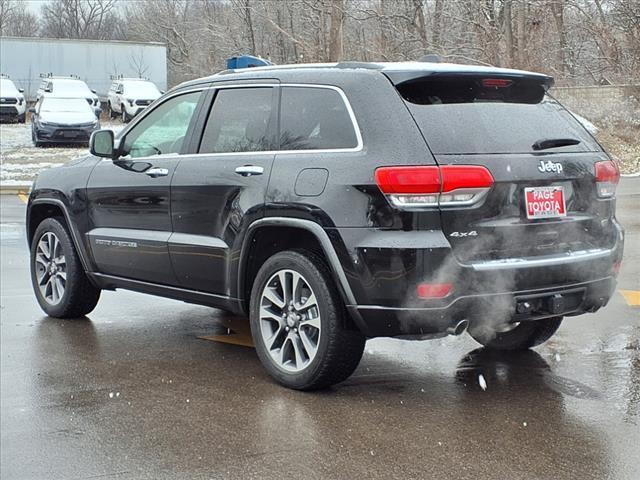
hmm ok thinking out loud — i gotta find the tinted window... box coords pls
[280,87,358,150]
[199,87,274,153]
[397,76,600,154]
[123,90,201,158]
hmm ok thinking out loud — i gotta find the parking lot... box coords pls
[0,121,124,186]
[0,178,638,479]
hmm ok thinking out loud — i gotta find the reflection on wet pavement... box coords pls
[2,192,639,479]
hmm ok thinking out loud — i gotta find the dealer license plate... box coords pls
[524,186,566,219]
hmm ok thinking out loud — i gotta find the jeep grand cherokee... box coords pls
[27,61,623,390]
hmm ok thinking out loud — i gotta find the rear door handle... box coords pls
[235,165,264,177]
[145,167,169,178]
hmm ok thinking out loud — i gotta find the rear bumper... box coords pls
[337,222,623,337]
[350,276,617,337]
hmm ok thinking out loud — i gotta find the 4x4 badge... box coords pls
[538,160,563,173]
[450,231,478,237]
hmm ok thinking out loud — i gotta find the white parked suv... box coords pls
[107,78,162,123]
[0,75,26,123]
[36,75,100,110]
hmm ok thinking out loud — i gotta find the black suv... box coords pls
[27,62,623,390]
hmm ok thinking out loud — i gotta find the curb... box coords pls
[0,183,31,195]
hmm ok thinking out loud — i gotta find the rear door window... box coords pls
[396,76,600,154]
[199,87,276,153]
[279,86,358,150]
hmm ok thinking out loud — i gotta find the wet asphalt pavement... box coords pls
[1,181,639,480]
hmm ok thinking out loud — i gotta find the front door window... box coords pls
[122,91,202,158]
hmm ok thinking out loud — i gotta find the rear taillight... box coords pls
[594,160,620,198]
[375,165,494,209]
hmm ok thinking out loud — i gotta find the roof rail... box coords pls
[335,61,381,70]
[111,74,151,81]
[39,73,80,79]
[0,73,10,79]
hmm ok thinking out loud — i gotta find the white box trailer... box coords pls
[0,36,167,102]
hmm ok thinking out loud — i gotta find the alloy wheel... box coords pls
[34,232,66,305]
[259,269,321,372]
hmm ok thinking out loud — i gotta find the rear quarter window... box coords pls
[397,76,601,155]
[279,86,358,150]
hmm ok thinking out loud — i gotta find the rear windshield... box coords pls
[397,76,600,154]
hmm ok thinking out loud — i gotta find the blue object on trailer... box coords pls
[226,55,272,69]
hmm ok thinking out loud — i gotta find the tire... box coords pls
[108,102,116,119]
[468,317,563,350]
[249,250,365,390]
[30,217,101,318]
[121,105,129,123]
[18,114,26,124]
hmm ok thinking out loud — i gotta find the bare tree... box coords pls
[57,0,638,87]
[328,0,344,61]
[129,49,150,78]
[0,0,17,35]
[0,0,38,37]
[39,0,123,40]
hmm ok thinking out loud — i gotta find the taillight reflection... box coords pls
[417,283,453,299]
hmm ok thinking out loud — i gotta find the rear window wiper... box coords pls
[532,138,581,151]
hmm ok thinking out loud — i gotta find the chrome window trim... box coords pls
[191,83,363,156]
[117,82,363,155]
[277,83,363,153]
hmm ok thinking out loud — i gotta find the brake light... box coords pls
[375,165,494,209]
[594,160,620,198]
[482,78,513,88]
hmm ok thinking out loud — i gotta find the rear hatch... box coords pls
[388,72,619,264]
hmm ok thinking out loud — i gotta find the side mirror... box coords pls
[28,107,36,113]
[18,88,24,93]
[160,90,165,94]
[91,89,97,94]
[90,130,115,159]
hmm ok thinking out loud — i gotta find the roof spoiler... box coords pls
[385,70,555,91]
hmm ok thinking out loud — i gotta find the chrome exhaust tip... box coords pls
[447,319,469,336]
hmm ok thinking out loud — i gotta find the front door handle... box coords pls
[235,165,264,177]
[145,167,169,178]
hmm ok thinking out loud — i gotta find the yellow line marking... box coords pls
[619,290,640,307]
[17,193,28,204]
[198,316,254,348]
